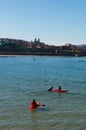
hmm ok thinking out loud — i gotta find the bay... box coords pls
[0,56,86,130]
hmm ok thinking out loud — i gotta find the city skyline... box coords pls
[0,0,86,45]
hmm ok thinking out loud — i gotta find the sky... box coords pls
[0,0,86,45]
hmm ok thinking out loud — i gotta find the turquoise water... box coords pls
[0,56,86,130]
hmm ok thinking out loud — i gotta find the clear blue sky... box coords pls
[0,0,86,45]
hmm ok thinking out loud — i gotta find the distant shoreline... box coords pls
[0,51,86,57]
[0,38,86,56]
[0,54,86,57]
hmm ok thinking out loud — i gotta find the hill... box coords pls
[0,38,86,56]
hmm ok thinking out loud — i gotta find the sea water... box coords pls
[0,56,86,130]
